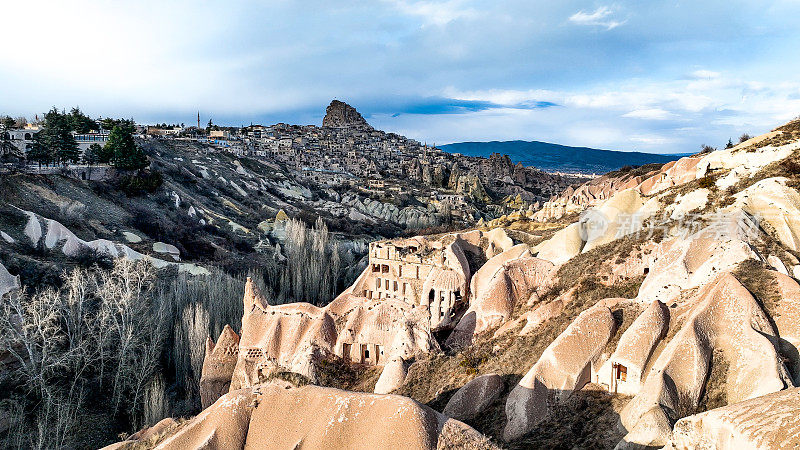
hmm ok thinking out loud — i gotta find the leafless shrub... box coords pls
[57,201,88,228]
[142,372,168,428]
[0,260,168,448]
[174,302,209,409]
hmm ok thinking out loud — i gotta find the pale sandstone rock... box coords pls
[200,325,240,409]
[772,272,800,385]
[533,170,656,222]
[1,231,14,243]
[581,188,649,252]
[373,356,407,394]
[328,294,438,364]
[443,373,504,422]
[0,261,20,298]
[229,279,438,391]
[122,231,142,243]
[636,216,759,304]
[597,300,668,396]
[519,300,564,336]
[447,256,554,347]
[534,222,584,265]
[128,417,178,442]
[155,384,490,450]
[230,280,337,387]
[469,244,530,300]
[769,254,790,275]
[666,387,800,450]
[637,157,702,196]
[618,273,791,449]
[504,306,615,441]
[153,242,181,261]
[14,207,209,275]
[23,210,42,245]
[735,177,800,252]
[669,188,709,219]
[697,137,796,182]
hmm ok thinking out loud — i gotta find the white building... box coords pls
[4,127,40,153]
[73,130,110,153]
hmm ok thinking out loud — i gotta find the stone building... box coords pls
[354,236,471,330]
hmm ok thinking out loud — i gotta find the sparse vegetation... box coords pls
[697,175,715,189]
[697,349,729,413]
[0,260,248,448]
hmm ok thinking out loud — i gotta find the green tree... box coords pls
[26,139,52,168]
[36,108,80,165]
[1,116,15,129]
[68,107,98,134]
[107,123,148,170]
[84,143,103,166]
[725,138,734,149]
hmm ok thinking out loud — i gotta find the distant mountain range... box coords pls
[439,140,687,174]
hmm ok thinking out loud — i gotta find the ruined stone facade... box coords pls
[353,237,470,331]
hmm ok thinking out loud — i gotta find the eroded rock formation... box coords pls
[322,100,372,129]
[155,384,490,449]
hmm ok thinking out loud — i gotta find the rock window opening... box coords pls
[343,343,352,360]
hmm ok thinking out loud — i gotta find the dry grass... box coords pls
[437,420,503,450]
[509,388,629,450]
[697,349,729,413]
[315,357,383,392]
[727,147,800,193]
[733,259,781,322]
[113,418,190,450]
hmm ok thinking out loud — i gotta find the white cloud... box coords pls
[689,70,722,79]
[568,6,626,30]
[386,0,478,27]
[622,109,676,120]
[432,73,800,152]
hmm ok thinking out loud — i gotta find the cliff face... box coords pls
[322,100,372,129]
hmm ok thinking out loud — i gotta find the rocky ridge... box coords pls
[322,100,372,129]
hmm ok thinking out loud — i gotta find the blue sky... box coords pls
[1,0,799,153]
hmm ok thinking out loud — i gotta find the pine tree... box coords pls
[84,143,103,166]
[107,123,148,170]
[35,108,81,164]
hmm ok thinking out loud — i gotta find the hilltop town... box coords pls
[1,101,583,234]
